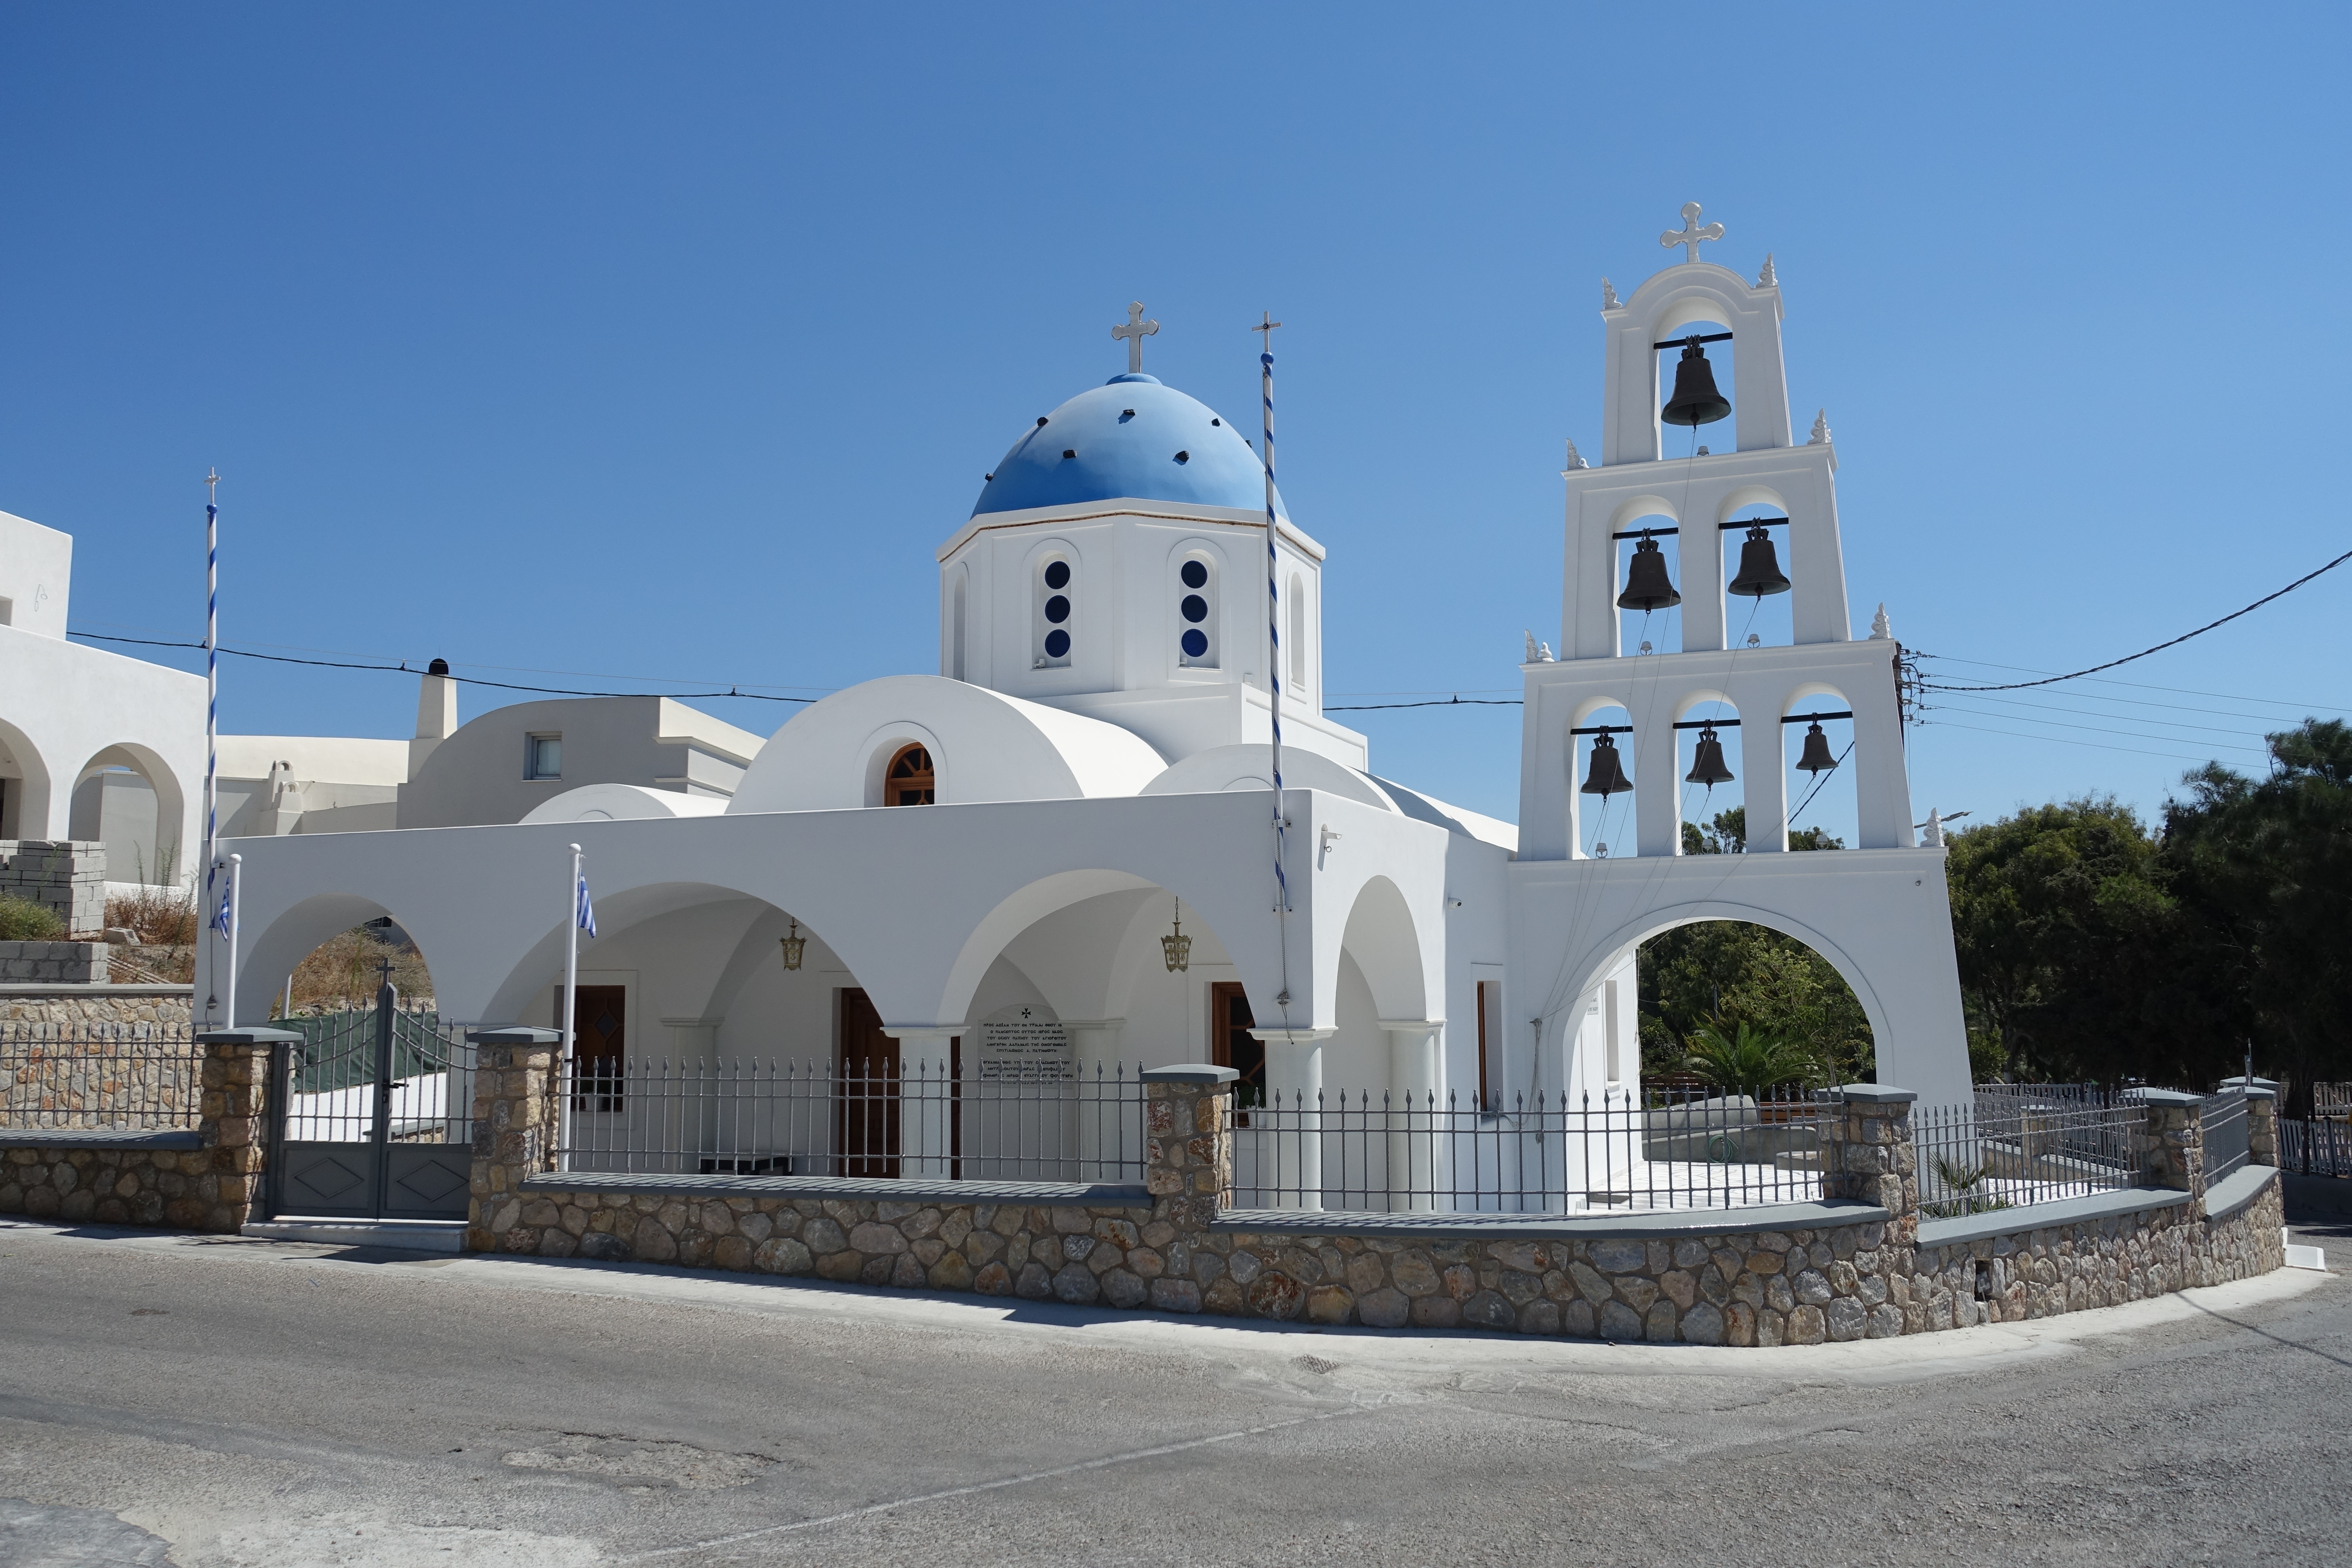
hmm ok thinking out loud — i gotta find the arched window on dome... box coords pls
[1176,553,1218,669]
[1286,573,1308,695]
[950,572,968,682]
[884,744,935,806]
[1033,554,1074,670]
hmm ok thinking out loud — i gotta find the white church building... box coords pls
[18,206,1972,1213]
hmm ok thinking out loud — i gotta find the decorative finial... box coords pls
[1660,202,1724,264]
[1525,630,1540,664]
[1561,436,1587,473]
[1808,408,1832,445]
[1601,277,1621,311]
[1758,252,1776,288]
[1870,603,1893,640]
[1539,640,1554,662]
[1112,302,1160,374]
[1920,808,1944,848]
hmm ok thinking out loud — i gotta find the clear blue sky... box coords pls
[6,4,2346,837]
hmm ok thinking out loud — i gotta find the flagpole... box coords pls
[203,469,220,1024]
[1252,312,1292,1024]
[225,853,242,1027]
[562,842,582,1168]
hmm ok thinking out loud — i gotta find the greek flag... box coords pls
[211,887,233,940]
[575,872,597,938]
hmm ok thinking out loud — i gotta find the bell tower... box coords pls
[1504,203,1972,1113]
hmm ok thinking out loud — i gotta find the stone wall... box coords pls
[0,1040,272,1232]
[0,841,106,934]
[0,986,192,1028]
[474,1071,2289,1348]
[0,942,110,983]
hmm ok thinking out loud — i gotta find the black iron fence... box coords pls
[1915,1094,2145,1216]
[553,1055,1148,1184]
[2202,1086,2251,1184]
[0,1024,204,1131]
[279,1006,475,1146]
[1224,1084,1831,1215]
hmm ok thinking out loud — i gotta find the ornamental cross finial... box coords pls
[1660,201,1724,263]
[1112,301,1160,373]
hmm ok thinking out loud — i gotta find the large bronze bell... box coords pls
[1580,733,1632,796]
[1661,338,1731,427]
[1684,726,1734,787]
[1617,535,1681,612]
[1728,525,1791,597]
[1795,721,1840,773]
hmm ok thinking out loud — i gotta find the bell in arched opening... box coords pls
[1580,733,1632,796]
[1728,524,1791,598]
[1617,535,1681,612]
[1684,725,1734,787]
[1661,338,1731,427]
[1795,721,1840,773]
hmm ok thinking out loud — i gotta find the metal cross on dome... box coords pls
[1660,202,1725,263]
[1112,301,1160,373]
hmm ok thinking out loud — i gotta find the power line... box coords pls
[66,630,820,703]
[1917,542,2352,693]
[1927,695,2278,742]
[1325,695,1523,711]
[1918,717,2241,766]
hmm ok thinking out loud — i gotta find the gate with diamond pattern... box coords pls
[269,974,477,1221]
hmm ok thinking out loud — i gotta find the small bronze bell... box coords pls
[1617,535,1681,612]
[1795,721,1840,773]
[1728,525,1791,598]
[1685,726,1734,787]
[1661,338,1731,427]
[1580,733,1632,796]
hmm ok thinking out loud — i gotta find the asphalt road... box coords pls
[1,1216,2346,1568]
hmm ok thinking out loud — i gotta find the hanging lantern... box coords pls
[1727,524,1792,598]
[1795,721,1840,773]
[1617,535,1681,612]
[1660,338,1731,427]
[1161,899,1192,973]
[1580,733,1632,796]
[1684,725,1734,787]
[779,918,806,971]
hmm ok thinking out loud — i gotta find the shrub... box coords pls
[0,894,66,941]
[105,885,196,946]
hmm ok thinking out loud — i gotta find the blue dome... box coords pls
[973,374,1288,519]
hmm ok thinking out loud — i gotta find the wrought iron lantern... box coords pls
[1161,900,1192,973]
[779,917,806,971]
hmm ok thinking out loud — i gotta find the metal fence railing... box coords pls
[554,1056,1148,1184]
[2201,1085,2251,1185]
[0,1025,205,1131]
[1914,1094,2146,1217]
[1223,1084,1832,1215]
[2313,1084,2352,1119]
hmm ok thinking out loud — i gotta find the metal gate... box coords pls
[270,975,476,1220]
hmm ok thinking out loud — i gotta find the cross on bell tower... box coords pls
[1112,301,1159,374]
[1659,202,1724,264]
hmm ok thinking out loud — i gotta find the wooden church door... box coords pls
[837,987,900,1178]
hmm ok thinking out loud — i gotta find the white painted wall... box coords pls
[399,697,763,829]
[0,510,72,639]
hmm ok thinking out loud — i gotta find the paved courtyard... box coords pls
[1,1216,2345,1567]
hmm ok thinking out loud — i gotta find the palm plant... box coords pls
[1680,1020,1827,1099]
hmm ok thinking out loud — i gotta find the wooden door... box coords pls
[1208,981,1266,1112]
[837,987,900,1178]
[572,985,626,1113]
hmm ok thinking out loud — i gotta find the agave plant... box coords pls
[1679,1020,1827,1099]
[1921,1155,2014,1219]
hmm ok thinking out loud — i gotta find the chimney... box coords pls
[409,658,459,778]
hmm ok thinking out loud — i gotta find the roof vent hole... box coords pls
[1175,450,1189,464]
[1062,449,1077,460]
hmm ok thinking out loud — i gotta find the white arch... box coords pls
[0,714,53,843]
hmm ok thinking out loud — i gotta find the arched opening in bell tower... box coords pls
[1614,512,1684,657]
[1673,693,1746,855]
[1569,698,1635,861]
[1652,311,1736,457]
[1718,497,1795,651]
[1781,692,1858,853]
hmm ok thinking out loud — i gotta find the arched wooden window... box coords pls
[885,744,936,806]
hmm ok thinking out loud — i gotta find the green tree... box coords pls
[1681,1020,1829,1096]
[1638,918,1874,1084]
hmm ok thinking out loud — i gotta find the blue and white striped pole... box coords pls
[1254,315,1286,946]
[203,469,220,1023]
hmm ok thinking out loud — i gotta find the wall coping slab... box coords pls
[1916,1185,2193,1250]
[2203,1165,2280,1222]
[1213,1198,1891,1241]
[1139,1063,1239,1084]
[0,1129,203,1151]
[521,1172,1155,1206]
[0,984,194,998]
[2136,1088,2205,1108]
[1837,1084,1918,1105]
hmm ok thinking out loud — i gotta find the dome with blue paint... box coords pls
[973,374,1288,519]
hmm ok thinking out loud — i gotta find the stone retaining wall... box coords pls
[1,1024,204,1127]
[470,1068,2288,1347]
[0,986,194,1027]
[0,1041,270,1232]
